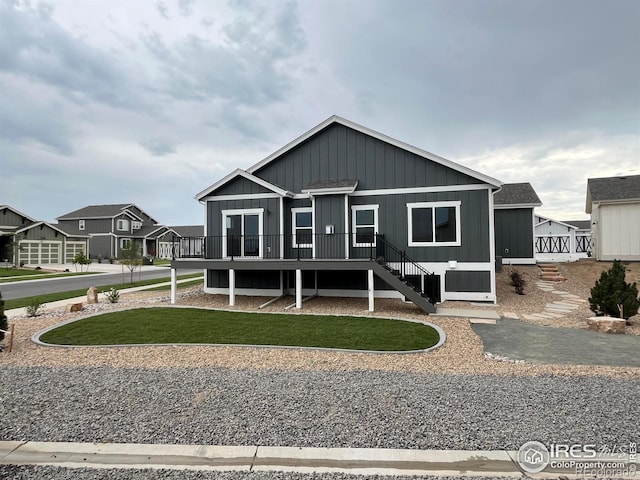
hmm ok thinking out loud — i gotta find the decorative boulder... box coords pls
[87,287,98,304]
[587,316,626,334]
[67,303,83,313]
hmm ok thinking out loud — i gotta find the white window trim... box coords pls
[120,238,132,250]
[221,208,264,258]
[132,221,142,230]
[291,207,313,248]
[78,220,85,231]
[407,201,461,247]
[116,219,129,232]
[351,204,379,247]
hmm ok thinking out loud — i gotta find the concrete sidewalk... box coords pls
[0,440,627,478]
[4,277,197,319]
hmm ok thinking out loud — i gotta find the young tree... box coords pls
[0,291,8,342]
[72,251,92,272]
[120,245,142,284]
[589,260,639,324]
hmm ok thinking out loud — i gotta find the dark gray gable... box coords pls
[213,175,275,196]
[252,122,491,193]
[0,205,35,228]
[494,183,542,206]
[587,175,640,202]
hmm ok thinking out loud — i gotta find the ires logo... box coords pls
[549,443,598,458]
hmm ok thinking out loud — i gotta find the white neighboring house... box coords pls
[586,174,640,261]
[534,215,591,262]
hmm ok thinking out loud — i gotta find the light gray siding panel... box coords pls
[495,209,534,259]
[253,124,482,193]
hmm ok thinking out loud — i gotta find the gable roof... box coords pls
[196,169,293,201]
[170,225,204,237]
[586,175,640,212]
[246,115,502,188]
[535,215,578,230]
[493,183,542,208]
[0,205,36,224]
[16,221,87,238]
[564,219,591,230]
[57,204,156,223]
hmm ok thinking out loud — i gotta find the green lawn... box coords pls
[38,307,440,352]
[2,273,203,310]
[0,268,51,278]
[0,269,97,283]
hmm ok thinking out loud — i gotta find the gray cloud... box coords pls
[177,0,195,16]
[140,138,177,156]
[156,1,169,19]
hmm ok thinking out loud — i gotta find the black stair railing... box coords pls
[375,234,438,304]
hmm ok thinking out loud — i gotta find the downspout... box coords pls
[489,185,502,304]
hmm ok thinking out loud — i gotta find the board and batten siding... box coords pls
[596,203,640,260]
[494,208,535,263]
[253,123,483,192]
[213,176,273,196]
[0,208,31,227]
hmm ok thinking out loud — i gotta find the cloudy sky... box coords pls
[2,0,638,226]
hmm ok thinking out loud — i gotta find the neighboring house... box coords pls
[586,174,640,261]
[157,225,205,259]
[534,215,591,262]
[0,205,89,265]
[493,183,542,265]
[56,204,164,259]
[171,115,505,313]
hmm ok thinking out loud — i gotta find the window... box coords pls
[292,207,312,248]
[120,238,132,250]
[78,220,85,231]
[222,209,263,258]
[407,201,461,246]
[117,219,129,231]
[352,205,378,247]
[132,221,142,230]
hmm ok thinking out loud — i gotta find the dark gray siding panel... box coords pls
[21,225,63,241]
[206,198,280,237]
[351,189,491,262]
[254,124,483,192]
[495,208,534,259]
[445,270,491,292]
[207,270,280,289]
[315,195,345,258]
[214,176,272,196]
[89,236,113,258]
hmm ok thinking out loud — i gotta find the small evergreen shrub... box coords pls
[25,298,44,317]
[0,291,8,342]
[105,288,120,304]
[589,260,639,323]
[510,269,526,295]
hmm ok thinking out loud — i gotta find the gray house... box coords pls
[56,204,165,259]
[171,116,504,313]
[1,205,89,265]
[157,225,205,259]
[493,183,542,265]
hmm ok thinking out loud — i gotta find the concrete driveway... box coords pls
[471,318,640,367]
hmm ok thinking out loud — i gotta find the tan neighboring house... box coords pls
[586,174,640,261]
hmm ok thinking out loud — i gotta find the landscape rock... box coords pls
[66,303,83,313]
[87,287,98,304]
[587,316,626,334]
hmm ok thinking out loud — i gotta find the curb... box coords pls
[0,441,523,477]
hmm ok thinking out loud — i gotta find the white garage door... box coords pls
[600,203,640,259]
[19,241,62,265]
[65,241,87,263]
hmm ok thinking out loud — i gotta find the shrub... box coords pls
[510,269,526,295]
[25,298,44,317]
[0,291,8,342]
[105,288,120,304]
[589,260,639,323]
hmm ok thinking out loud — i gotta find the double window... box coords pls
[407,201,461,246]
[292,207,312,248]
[116,219,129,231]
[351,205,378,247]
[222,209,263,258]
[120,238,132,250]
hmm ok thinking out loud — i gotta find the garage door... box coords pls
[65,241,87,263]
[19,241,62,265]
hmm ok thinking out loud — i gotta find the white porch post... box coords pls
[170,268,177,305]
[229,269,236,306]
[368,269,375,312]
[296,269,302,309]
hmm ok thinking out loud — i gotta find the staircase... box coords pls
[538,263,567,282]
[373,235,437,314]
